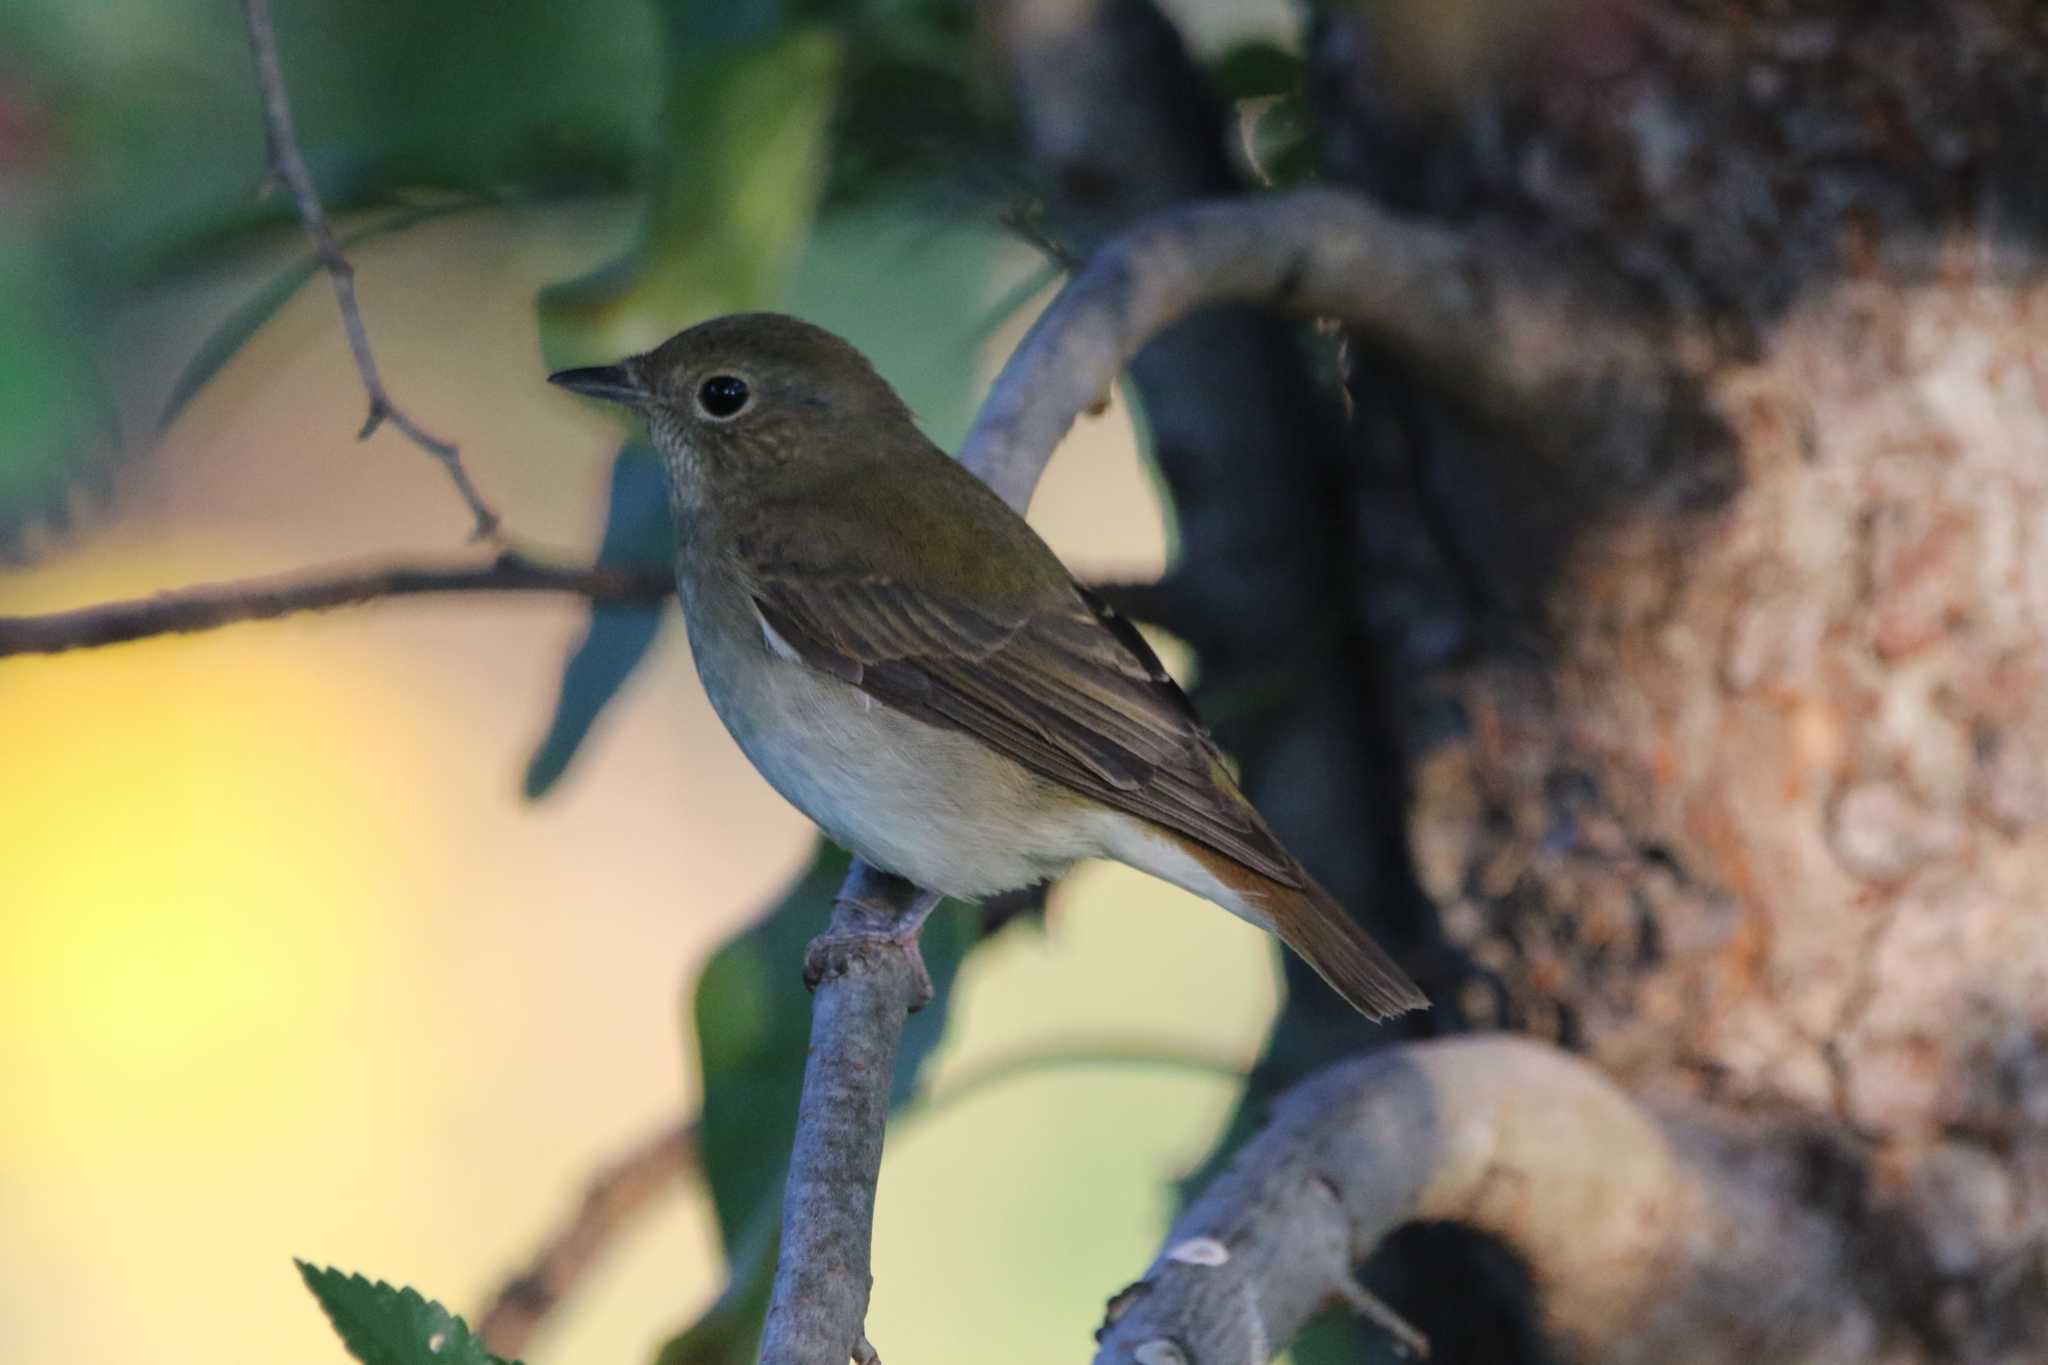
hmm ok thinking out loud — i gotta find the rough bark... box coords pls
[985,0,2048,1359]
[1307,0,2048,1358]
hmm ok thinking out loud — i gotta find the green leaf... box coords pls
[538,21,842,367]
[1244,92,1319,188]
[1208,40,1316,190]
[0,228,119,558]
[1210,39,1304,101]
[296,1262,517,1365]
[522,441,674,798]
[825,0,1016,212]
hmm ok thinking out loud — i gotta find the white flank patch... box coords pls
[753,602,805,665]
[1095,812,1269,930]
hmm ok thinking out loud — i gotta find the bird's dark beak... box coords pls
[548,364,647,406]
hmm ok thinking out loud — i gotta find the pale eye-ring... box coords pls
[697,374,751,419]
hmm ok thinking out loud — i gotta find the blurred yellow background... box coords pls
[0,205,1283,1364]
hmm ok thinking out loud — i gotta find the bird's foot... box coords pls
[803,883,944,1009]
[801,930,935,1008]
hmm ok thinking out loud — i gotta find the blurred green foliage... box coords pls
[299,1263,518,1365]
[3,0,659,276]
[0,224,115,558]
[0,0,1018,546]
[1212,39,1316,187]
[0,0,661,548]
[537,22,839,367]
[1,1,1380,1359]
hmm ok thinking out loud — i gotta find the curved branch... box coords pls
[959,187,1663,511]
[0,551,669,656]
[1092,1035,1872,1364]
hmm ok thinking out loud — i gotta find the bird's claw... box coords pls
[802,929,935,1010]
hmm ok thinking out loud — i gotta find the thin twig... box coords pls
[476,1122,699,1360]
[239,0,502,539]
[0,550,670,657]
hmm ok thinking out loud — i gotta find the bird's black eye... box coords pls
[696,374,751,419]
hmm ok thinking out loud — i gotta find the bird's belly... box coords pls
[692,624,1094,899]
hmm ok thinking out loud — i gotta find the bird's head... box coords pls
[549,313,914,497]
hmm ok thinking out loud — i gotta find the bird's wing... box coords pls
[741,555,1303,888]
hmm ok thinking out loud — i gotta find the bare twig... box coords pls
[476,1122,699,1360]
[1092,1035,1872,1364]
[239,0,502,539]
[0,550,669,657]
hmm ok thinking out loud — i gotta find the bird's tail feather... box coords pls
[1163,832,1427,1021]
[1114,818,1433,1019]
[1261,875,1428,1020]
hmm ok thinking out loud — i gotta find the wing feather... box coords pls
[744,563,1301,887]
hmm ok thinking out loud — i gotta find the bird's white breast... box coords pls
[678,569,1100,899]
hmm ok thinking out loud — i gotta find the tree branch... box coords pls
[959,187,1666,512]
[758,866,940,1365]
[1092,1035,1874,1364]
[0,550,669,657]
[239,0,502,540]
[476,1122,698,1360]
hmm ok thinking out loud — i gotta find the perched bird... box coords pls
[550,314,1426,1020]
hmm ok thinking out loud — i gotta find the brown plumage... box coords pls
[550,312,1427,1020]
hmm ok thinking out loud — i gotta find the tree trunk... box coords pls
[1308,1,2048,1357]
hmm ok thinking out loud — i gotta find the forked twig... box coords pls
[239,0,502,539]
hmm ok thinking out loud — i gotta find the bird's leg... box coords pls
[802,864,942,1008]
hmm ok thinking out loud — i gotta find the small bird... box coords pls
[550,314,1426,1020]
